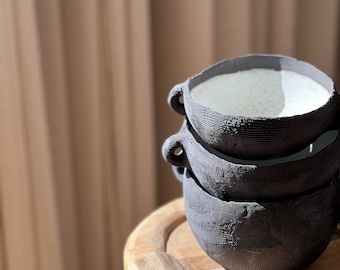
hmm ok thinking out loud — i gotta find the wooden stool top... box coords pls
[124,198,340,269]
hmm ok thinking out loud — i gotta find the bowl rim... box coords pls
[184,167,340,204]
[183,54,338,121]
[186,119,340,166]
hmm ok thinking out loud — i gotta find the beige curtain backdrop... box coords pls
[0,0,339,270]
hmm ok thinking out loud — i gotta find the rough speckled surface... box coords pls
[183,169,340,270]
[168,54,340,159]
[190,69,330,118]
[162,120,340,201]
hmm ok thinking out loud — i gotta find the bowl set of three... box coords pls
[162,55,340,269]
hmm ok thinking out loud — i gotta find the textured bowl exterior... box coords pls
[183,169,340,270]
[168,54,340,158]
[162,120,340,201]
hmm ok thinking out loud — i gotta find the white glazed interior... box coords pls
[190,68,331,118]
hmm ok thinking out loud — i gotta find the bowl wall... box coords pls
[168,54,340,158]
[183,169,340,270]
[162,120,340,201]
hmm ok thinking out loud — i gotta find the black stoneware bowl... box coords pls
[162,120,340,201]
[168,54,340,159]
[183,168,340,270]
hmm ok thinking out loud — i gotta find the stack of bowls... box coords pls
[162,54,340,269]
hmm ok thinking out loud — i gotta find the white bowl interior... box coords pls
[190,68,331,118]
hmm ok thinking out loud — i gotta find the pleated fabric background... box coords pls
[0,0,339,269]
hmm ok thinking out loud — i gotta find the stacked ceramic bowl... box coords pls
[162,55,340,270]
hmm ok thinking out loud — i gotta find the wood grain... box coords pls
[167,222,223,269]
[124,198,186,269]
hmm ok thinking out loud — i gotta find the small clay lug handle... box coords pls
[168,83,185,115]
[172,166,185,183]
[162,134,189,167]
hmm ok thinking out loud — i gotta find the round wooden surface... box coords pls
[124,198,340,269]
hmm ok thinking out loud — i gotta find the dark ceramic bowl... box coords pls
[183,168,340,270]
[168,54,340,159]
[162,120,340,201]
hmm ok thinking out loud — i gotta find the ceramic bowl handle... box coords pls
[168,83,186,115]
[162,133,189,167]
[172,166,185,183]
